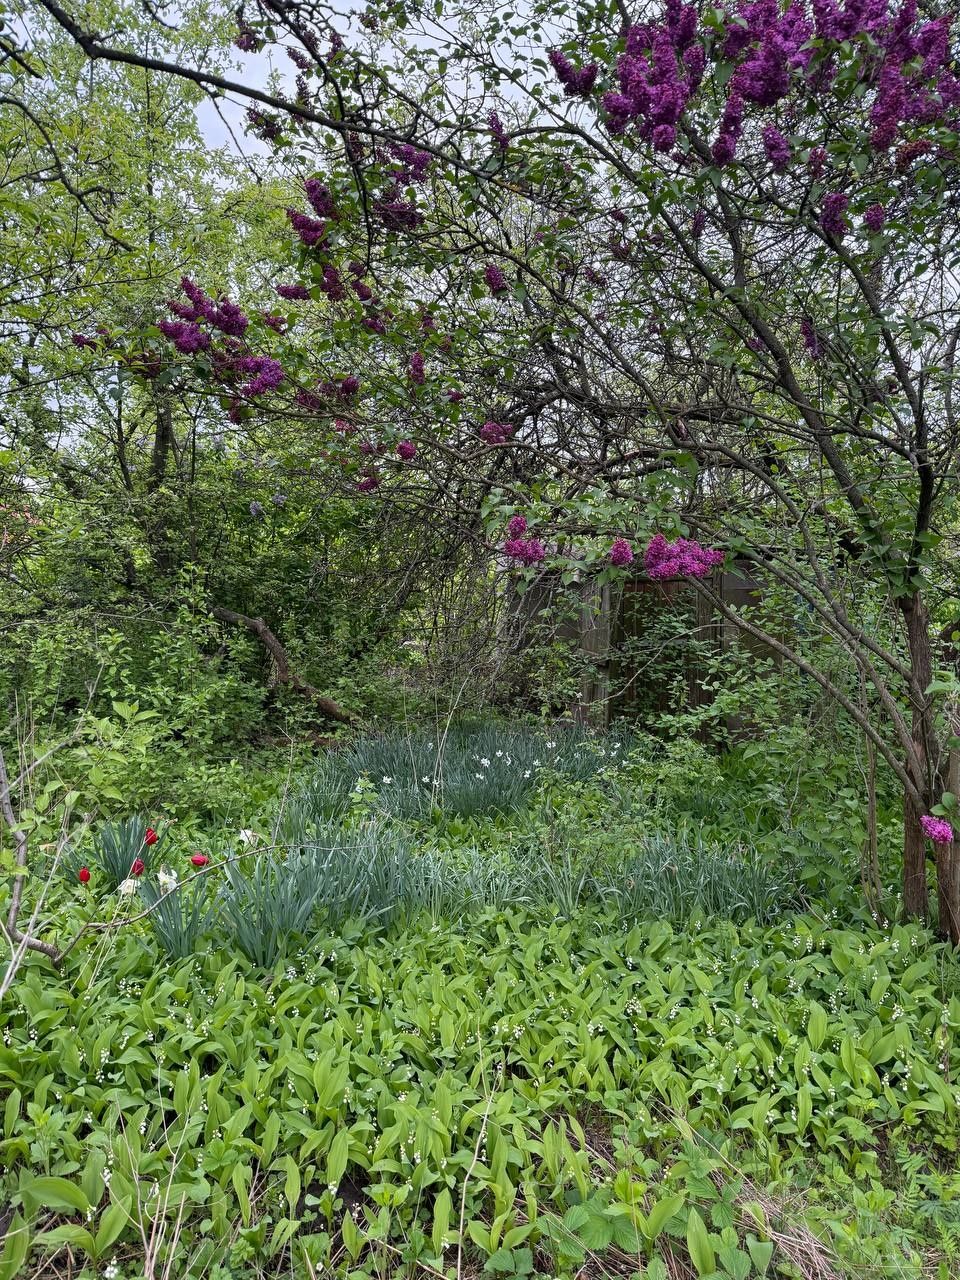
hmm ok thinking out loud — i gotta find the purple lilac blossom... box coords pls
[506,514,528,538]
[548,49,598,97]
[863,203,886,232]
[304,178,338,219]
[800,318,822,360]
[158,319,210,354]
[479,421,514,445]
[488,111,510,150]
[237,356,284,396]
[920,814,954,845]
[609,538,635,567]
[389,143,432,184]
[485,263,509,294]
[408,353,426,385]
[504,537,546,564]
[820,192,849,238]
[644,533,724,579]
[396,440,417,460]
[762,125,792,171]
[373,194,423,231]
[277,283,311,300]
[285,209,328,247]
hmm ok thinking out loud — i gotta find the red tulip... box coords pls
[131,858,145,876]
[78,866,91,884]
[144,827,159,846]
[190,853,209,867]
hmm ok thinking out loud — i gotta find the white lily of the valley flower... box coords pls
[118,878,139,898]
[157,867,178,891]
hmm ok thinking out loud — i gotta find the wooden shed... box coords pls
[509,563,769,730]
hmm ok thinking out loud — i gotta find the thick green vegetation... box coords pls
[2,728,958,1279]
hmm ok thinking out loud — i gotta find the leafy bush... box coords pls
[2,911,959,1279]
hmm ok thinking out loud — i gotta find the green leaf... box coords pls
[94,1201,130,1256]
[20,1176,90,1216]
[644,1193,685,1242]
[0,1213,30,1280]
[432,1187,452,1257]
[326,1127,350,1188]
[807,1002,828,1050]
[685,1208,716,1277]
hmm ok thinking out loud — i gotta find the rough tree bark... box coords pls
[211,605,352,726]
[900,593,936,921]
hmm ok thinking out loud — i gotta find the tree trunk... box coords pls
[211,605,353,726]
[938,705,960,945]
[899,593,936,920]
[903,779,929,920]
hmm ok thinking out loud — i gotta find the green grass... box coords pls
[2,908,959,1279]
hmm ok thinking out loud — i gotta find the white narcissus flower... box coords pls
[118,878,139,898]
[158,867,178,891]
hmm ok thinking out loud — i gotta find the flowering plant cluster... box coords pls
[920,815,954,846]
[644,533,725,580]
[568,0,960,172]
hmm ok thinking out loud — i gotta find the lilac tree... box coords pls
[30,0,960,936]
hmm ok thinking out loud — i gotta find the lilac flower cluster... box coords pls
[246,108,283,143]
[485,263,509,295]
[548,49,598,97]
[396,440,417,460]
[277,283,311,301]
[235,28,258,52]
[762,125,791,172]
[609,538,634,567]
[479,421,514,445]
[488,111,510,151]
[712,93,745,166]
[592,0,960,171]
[602,15,699,150]
[305,179,339,219]
[295,387,325,412]
[447,390,465,403]
[506,514,527,538]
[389,143,432,184]
[261,312,286,332]
[357,474,380,494]
[373,193,424,232]
[504,537,546,564]
[285,208,328,247]
[236,355,284,397]
[319,265,347,302]
[158,319,211,354]
[819,192,849,238]
[408,352,426,385]
[863,203,886,232]
[644,533,724,579]
[800,316,822,359]
[169,278,249,337]
[71,332,97,349]
[869,14,960,148]
[920,814,954,845]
